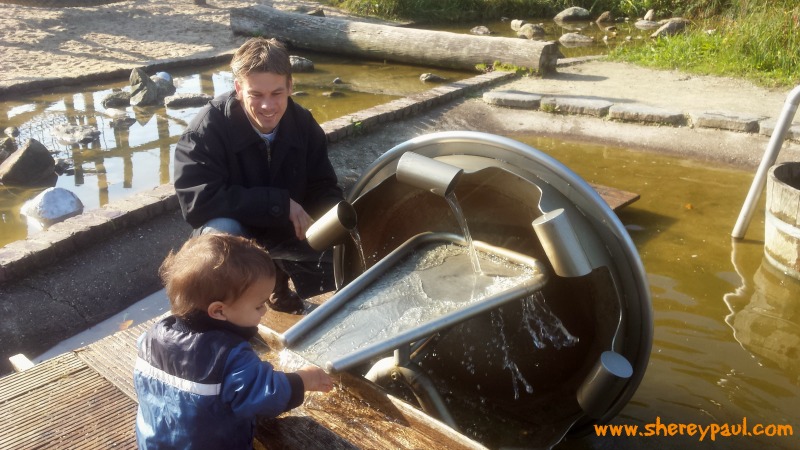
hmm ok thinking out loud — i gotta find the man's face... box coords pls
[234,71,292,134]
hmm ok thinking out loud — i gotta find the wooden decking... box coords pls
[0,184,639,449]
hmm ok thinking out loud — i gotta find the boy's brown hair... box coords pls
[159,234,276,317]
[230,37,292,82]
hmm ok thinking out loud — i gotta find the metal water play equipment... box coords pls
[288,131,652,448]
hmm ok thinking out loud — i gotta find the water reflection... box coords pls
[515,136,798,449]
[725,242,800,385]
[0,53,471,247]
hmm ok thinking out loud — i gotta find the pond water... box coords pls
[0,51,472,248]
[515,136,798,449]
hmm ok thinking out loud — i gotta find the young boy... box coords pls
[134,233,332,449]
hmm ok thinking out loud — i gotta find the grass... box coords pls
[610,4,800,88]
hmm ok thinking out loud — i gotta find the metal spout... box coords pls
[305,201,358,251]
[532,208,592,277]
[577,351,633,418]
[395,151,463,197]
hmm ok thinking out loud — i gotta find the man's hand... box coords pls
[288,199,313,240]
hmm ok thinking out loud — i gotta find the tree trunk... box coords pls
[231,6,562,74]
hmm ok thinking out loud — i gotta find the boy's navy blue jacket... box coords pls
[133,312,304,449]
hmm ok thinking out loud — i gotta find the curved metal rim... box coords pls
[339,130,653,431]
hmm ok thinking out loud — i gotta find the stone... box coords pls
[0,139,56,186]
[510,19,527,32]
[1,137,17,164]
[517,23,545,39]
[470,26,492,35]
[21,187,84,227]
[559,32,595,47]
[690,111,764,133]
[290,55,315,73]
[483,90,542,109]
[4,126,19,138]
[102,90,131,108]
[651,18,691,38]
[609,104,686,125]
[129,67,159,106]
[758,119,800,141]
[164,93,213,108]
[644,9,655,21]
[543,97,613,117]
[151,72,176,98]
[420,73,447,83]
[596,11,614,23]
[554,6,591,22]
[634,20,660,30]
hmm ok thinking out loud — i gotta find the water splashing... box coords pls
[445,191,481,273]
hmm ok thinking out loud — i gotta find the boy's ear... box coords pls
[207,301,227,321]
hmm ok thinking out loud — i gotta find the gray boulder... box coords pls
[420,73,447,83]
[129,68,159,106]
[510,19,527,31]
[470,25,493,35]
[290,55,315,73]
[21,187,84,227]
[151,72,177,99]
[1,137,17,164]
[644,9,655,21]
[517,23,546,39]
[559,33,595,47]
[651,18,691,38]
[596,11,614,23]
[165,93,213,108]
[0,139,56,186]
[554,7,591,22]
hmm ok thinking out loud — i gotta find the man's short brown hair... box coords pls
[230,37,292,82]
[159,234,276,317]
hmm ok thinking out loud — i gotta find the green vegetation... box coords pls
[326,0,800,88]
[611,1,800,87]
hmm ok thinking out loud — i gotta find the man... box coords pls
[173,37,343,314]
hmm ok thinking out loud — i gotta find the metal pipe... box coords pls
[732,84,800,239]
[365,356,459,429]
[532,208,593,277]
[395,151,463,197]
[305,201,357,251]
[577,351,633,419]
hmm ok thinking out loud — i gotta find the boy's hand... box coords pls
[295,365,333,393]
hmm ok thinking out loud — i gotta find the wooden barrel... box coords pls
[765,162,800,278]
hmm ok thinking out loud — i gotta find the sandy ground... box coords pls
[2,0,798,167]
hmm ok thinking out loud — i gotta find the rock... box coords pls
[554,6,591,22]
[151,72,176,99]
[21,187,84,227]
[292,91,309,97]
[306,7,324,17]
[644,9,655,21]
[470,25,493,35]
[52,124,101,145]
[420,73,447,83]
[651,18,691,38]
[103,108,129,119]
[559,33,595,47]
[164,93,212,108]
[596,11,614,23]
[290,55,315,73]
[102,90,131,108]
[0,139,56,186]
[110,117,136,129]
[129,68,159,106]
[510,19,527,32]
[322,91,345,97]
[54,158,74,176]
[634,20,660,30]
[332,77,343,84]
[517,23,546,39]
[1,137,17,164]
[4,127,19,138]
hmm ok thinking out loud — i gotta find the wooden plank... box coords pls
[591,182,640,211]
[0,353,84,403]
[76,320,156,402]
[0,352,137,450]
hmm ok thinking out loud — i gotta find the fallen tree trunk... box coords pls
[231,6,562,74]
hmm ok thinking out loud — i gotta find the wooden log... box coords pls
[231,6,562,74]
